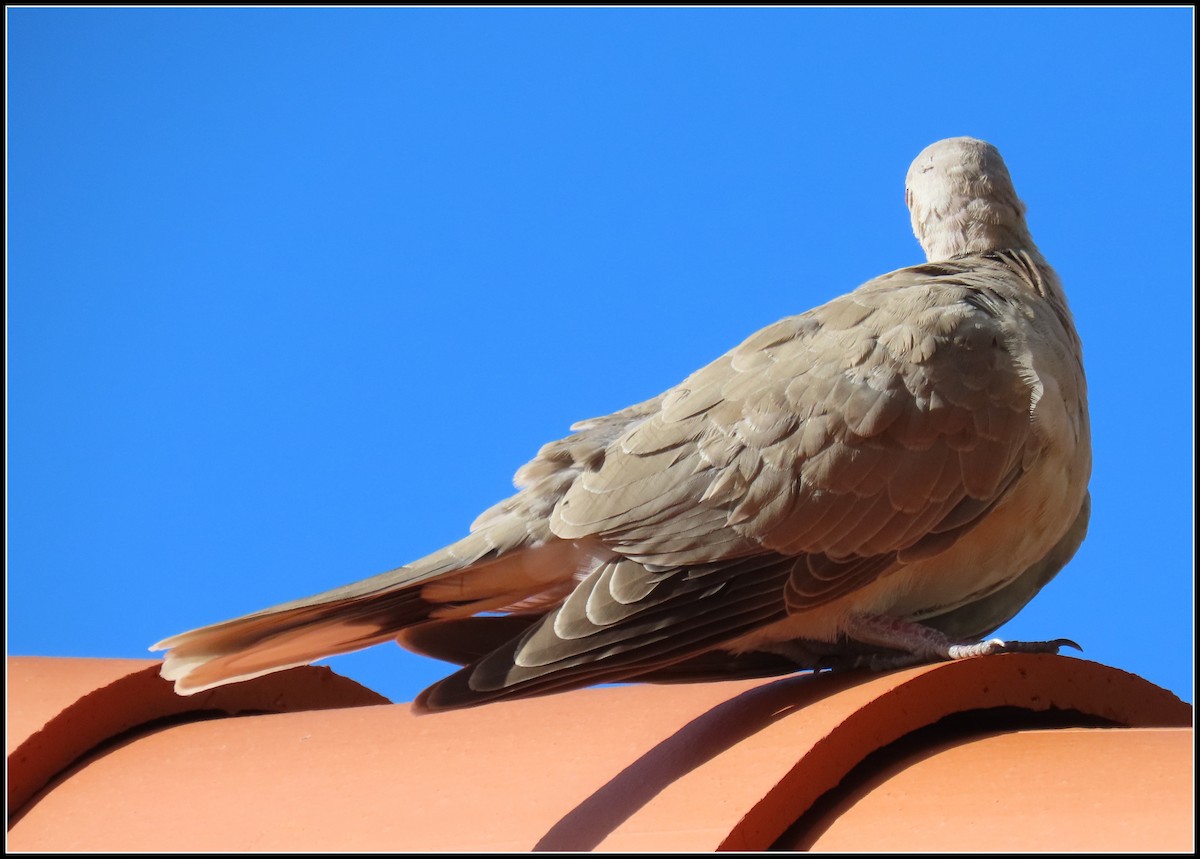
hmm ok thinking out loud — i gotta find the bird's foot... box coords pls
[946,637,1081,659]
[838,614,1081,672]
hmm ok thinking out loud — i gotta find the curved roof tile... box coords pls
[6,654,1192,851]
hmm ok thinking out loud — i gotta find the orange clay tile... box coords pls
[6,654,1192,852]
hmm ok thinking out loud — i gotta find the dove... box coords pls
[153,137,1091,712]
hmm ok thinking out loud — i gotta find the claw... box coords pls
[990,637,1083,656]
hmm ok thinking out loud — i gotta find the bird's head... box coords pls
[905,137,1038,262]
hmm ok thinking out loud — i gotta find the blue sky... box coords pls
[8,7,1193,705]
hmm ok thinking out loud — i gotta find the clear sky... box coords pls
[8,7,1194,705]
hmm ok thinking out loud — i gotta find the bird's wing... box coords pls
[416,552,798,710]
[416,256,1056,709]
[552,258,1041,608]
[398,613,806,683]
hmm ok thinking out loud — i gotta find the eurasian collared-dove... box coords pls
[153,137,1091,712]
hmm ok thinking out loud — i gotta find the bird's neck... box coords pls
[917,199,1040,263]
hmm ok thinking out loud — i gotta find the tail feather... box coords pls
[153,587,434,694]
[152,524,592,695]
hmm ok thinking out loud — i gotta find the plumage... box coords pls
[152,137,1091,712]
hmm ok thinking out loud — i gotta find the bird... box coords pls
[153,137,1092,713]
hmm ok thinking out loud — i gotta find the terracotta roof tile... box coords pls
[6,654,1192,852]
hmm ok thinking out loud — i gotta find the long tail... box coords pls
[152,518,582,695]
[152,571,436,694]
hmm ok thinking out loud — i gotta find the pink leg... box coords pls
[842,614,1080,670]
